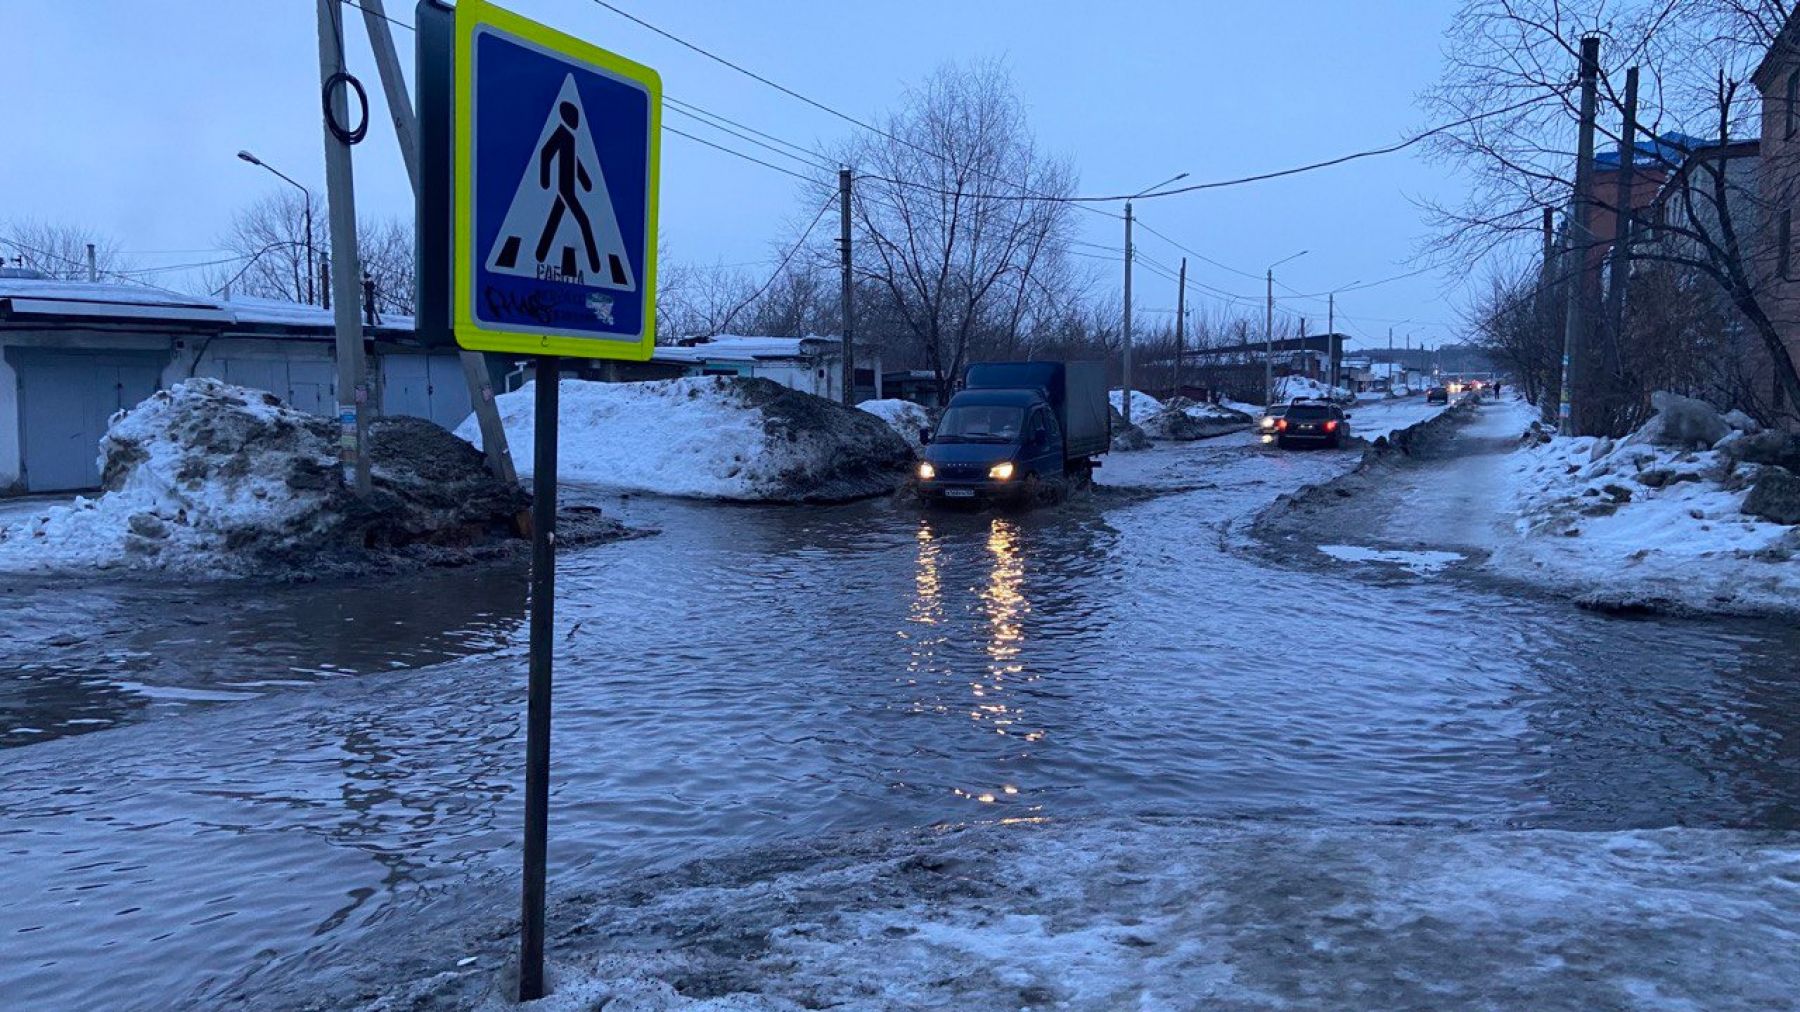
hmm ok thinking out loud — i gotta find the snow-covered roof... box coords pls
[0,277,414,334]
[657,334,841,364]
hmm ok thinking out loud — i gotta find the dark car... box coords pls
[1426,386,1450,405]
[1274,399,1350,449]
[918,393,1066,505]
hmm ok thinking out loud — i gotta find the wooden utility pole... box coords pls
[1174,256,1187,398]
[839,167,854,406]
[1122,200,1135,423]
[1605,66,1640,364]
[1264,269,1274,406]
[357,0,517,485]
[318,0,371,495]
[1559,35,1602,436]
[1327,292,1337,392]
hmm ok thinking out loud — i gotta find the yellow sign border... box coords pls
[453,0,660,360]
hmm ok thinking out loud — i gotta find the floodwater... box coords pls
[4,402,1800,1009]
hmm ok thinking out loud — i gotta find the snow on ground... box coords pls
[379,818,1800,1011]
[1220,397,1266,417]
[0,379,529,578]
[1274,375,1351,402]
[1490,404,1800,615]
[1318,544,1465,573]
[1137,399,1255,441]
[856,398,930,454]
[1108,388,1164,418]
[459,376,913,502]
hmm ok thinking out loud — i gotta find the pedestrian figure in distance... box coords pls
[534,101,601,274]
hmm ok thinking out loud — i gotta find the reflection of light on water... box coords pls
[904,522,945,688]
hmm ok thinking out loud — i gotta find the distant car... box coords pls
[1426,386,1450,404]
[1274,399,1350,449]
[1257,404,1289,436]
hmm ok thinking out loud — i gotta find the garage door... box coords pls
[381,353,474,430]
[13,349,166,492]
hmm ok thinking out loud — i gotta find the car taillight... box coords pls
[1324,420,1338,432]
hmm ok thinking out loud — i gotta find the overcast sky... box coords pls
[2,0,1476,349]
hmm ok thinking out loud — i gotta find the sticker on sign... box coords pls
[453,0,660,360]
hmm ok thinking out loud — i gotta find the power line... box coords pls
[1130,217,1261,281]
[663,125,818,183]
[710,193,837,335]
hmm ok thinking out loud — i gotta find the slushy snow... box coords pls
[458,376,913,502]
[353,818,1800,1011]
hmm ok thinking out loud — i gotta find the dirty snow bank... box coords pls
[1274,375,1351,401]
[0,379,539,579]
[361,818,1800,1011]
[459,376,913,502]
[1139,398,1255,440]
[856,398,931,455]
[1492,401,1800,615]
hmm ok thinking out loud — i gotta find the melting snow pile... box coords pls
[460,376,913,501]
[1139,398,1255,441]
[0,379,534,579]
[1274,375,1350,402]
[347,818,1800,1011]
[1107,388,1164,418]
[1493,392,1800,615]
[1107,404,1151,451]
[856,398,932,455]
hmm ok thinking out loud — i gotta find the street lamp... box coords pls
[237,150,315,305]
[1265,249,1308,406]
[1121,171,1188,424]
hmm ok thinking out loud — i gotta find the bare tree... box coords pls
[836,61,1078,399]
[209,190,317,302]
[1425,0,1800,426]
[358,217,414,318]
[1,219,132,280]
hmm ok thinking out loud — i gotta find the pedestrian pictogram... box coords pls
[485,75,637,293]
[452,0,660,360]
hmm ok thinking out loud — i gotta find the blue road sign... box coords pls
[454,0,661,359]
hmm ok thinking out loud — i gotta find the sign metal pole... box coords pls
[519,355,559,1001]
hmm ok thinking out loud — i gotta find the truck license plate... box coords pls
[945,488,976,498]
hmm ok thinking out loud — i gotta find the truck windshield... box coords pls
[935,405,1025,443]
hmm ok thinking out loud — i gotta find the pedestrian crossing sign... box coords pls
[454,0,660,359]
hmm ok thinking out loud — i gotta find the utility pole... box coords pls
[85,243,96,283]
[1174,256,1187,398]
[1559,35,1602,436]
[358,0,517,485]
[1327,292,1337,392]
[1122,200,1134,424]
[1542,206,1555,281]
[318,0,371,494]
[839,167,854,406]
[1605,66,1639,366]
[1264,268,1274,406]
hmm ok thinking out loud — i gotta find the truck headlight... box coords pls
[988,462,1015,481]
[917,462,936,480]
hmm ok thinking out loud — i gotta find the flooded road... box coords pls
[4,404,1800,1008]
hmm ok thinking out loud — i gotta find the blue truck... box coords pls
[916,361,1110,506]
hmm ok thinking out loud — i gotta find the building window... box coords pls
[1789,70,1799,139]
[1783,210,1794,280]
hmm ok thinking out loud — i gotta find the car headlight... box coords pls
[988,462,1015,481]
[917,462,936,480]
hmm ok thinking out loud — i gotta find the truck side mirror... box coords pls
[918,427,933,445]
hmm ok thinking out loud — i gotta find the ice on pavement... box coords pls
[377,818,1800,1011]
[458,376,914,502]
[1319,543,1464,573]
